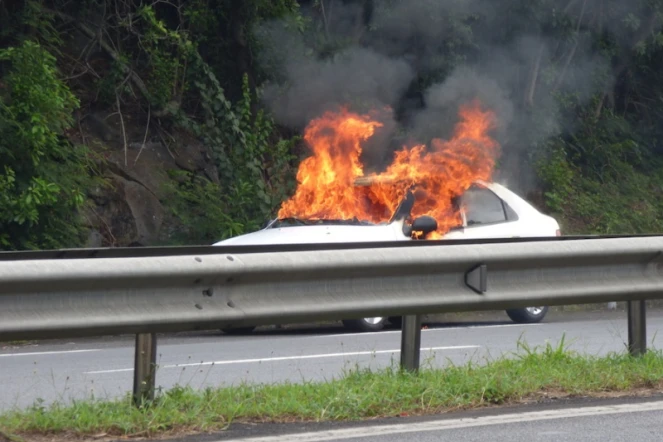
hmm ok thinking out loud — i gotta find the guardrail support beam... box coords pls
[627,300,647,357]
[400,315,422,372]
[133,333,157,406]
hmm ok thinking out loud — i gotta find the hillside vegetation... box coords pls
[1,0,663,250]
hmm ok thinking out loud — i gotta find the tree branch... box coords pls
[524,42,546,107]
[115,93,128,167]
[563,0,580,14]
[552,0,587,92]
[43,7,175,117]
[134,104,151,165]
[594,13,660,118]
[320,0,330,38]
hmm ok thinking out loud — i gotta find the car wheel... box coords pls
[342,317,387,332]
[221,326,256,335]
[388,316,403,329]
[505,306,549,324]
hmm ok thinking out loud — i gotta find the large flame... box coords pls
[277,100,500,237]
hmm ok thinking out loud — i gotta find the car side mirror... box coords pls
[412,215,438,235]
[403,215,438,239]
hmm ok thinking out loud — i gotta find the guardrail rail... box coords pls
[0,235,659,405]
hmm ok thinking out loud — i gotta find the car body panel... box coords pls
[213,221,410,246]
[213,181,560,246]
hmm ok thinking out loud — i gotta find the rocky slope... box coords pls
[72,109,219,247]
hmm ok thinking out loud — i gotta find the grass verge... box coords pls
[1,339,663,440]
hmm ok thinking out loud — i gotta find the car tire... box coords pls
[388,316,403,329]
[505,306,549,324]
[221,326,256,335]
[342,317,387,332]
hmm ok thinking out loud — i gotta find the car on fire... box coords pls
[213,180,561,333]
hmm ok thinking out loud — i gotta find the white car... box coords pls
[214,181,561,333]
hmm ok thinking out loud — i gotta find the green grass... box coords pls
[2,338,663,440]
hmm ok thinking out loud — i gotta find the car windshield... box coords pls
[270,190,417,228]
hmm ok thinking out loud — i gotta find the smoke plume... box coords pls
[255,0,657,191]
[260,46,414,129]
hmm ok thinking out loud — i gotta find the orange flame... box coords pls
[277,100,500,237]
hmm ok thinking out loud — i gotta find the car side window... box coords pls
[462,187,508,226]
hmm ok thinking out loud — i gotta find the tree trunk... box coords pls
[230,1,255,92]
[524,42,546,108]
[553,0,587,91]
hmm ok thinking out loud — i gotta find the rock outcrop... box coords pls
[74,110,219,247]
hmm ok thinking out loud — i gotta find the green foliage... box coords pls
[90,3,195,109]
[95,57,132,107]
[1,1,58,46]
[127,2,300,243]
[0,40,91,250]
[103,4,299,245]
[163,172,246,244]
[184,0,302,97]
[135,5,195,109]
[21,1,63,48]
[232,74,299,215]
[168,67,298,244]
[50,2,300,246]
[538,110,663,234]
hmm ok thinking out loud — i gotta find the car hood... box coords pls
[213,220,410,246]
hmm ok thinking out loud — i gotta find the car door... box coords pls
[443,185,522,239]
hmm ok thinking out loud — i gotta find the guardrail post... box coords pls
[627,300,647,357]
[400,315,422,372]
[133,333,157,406]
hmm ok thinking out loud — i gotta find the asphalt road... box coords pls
[200,397,663,441]
[0,309,661,412]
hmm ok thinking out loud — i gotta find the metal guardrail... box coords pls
[0,235,660,405]
[1,233,659,261]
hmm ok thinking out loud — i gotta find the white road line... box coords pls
[85,345,480,374]
[0,349,101,357]
[319,323,544,338]
[218,400,663,442]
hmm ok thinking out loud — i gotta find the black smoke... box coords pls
[255,0,656,191]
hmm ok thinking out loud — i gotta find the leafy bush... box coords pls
[537,110,663,235]
[166,62,298,244]
[163,172,247,245]
[0,40,91,250]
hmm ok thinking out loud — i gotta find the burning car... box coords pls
[213,180,561,332]
[213,101,560,332]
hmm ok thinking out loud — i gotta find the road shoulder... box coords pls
[155,393,663,442]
